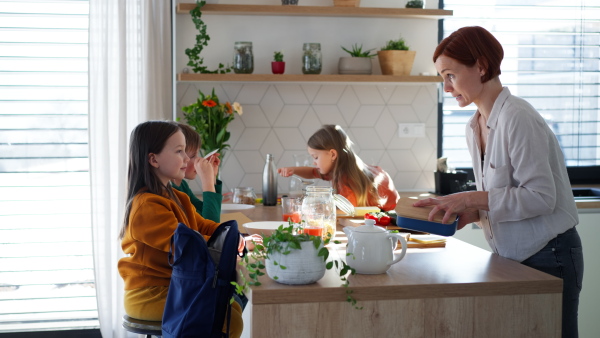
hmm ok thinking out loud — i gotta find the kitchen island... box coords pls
[237,204,562,338]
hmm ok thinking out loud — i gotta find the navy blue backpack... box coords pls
[162,220,243,338]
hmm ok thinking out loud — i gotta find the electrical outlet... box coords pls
[398,123,425,138]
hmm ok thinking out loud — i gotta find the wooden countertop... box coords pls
[239,204,562,306]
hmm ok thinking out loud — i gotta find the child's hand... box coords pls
[206,153,221,180]
[243,234,262,252]
[193,157,215,191]
[278,167,294,177]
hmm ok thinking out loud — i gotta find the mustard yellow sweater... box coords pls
[118,189,219,290]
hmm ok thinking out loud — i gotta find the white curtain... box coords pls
[89,0,172,337]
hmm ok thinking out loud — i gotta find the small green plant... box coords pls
[273,51,284,62]
[233,222,361,309]
[185,0,231,74]
[380,38,410,51]
[341,44,377,58]
[405,0,424,8]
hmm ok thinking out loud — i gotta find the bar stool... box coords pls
[122,315,162,337]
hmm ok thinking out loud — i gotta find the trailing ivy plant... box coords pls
[185,0,231,74]
[232,222,362,309]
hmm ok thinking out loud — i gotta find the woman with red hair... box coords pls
[415,26,583,338]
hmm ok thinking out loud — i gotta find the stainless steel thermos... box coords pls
[262,154,278,206]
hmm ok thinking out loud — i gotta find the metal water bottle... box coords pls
[262,154,278,206]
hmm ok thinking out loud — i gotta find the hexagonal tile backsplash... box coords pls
[176,82,438,195]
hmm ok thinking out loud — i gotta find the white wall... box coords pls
[175,0,442,194]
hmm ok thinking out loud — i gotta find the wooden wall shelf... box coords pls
[177,73,442,83]
[176,4,452,19]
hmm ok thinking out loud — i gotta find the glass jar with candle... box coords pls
[301,186,335,240]
[302,43,322,74]
[233,41,254,74]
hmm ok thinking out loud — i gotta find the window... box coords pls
[439,0,600,182]
[0,0,98,333]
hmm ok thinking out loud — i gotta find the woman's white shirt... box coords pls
[466,87,578,262]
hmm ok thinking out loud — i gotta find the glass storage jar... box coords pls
[233,187,256,205]
[301,186,336,240]
[302,43,322,74]
[233,41,254,74]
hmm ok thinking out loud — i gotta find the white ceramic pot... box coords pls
[338,57,373,75]
[265,241,326,285]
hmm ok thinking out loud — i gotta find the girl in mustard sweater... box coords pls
[118,120,243,337]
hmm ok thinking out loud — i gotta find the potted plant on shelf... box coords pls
[377,37,416,76]
[405,0,425,8]
[338,43,376,75]
[185,0,231,74]
[234,223,361,309]
[271,51,285,75]
[181,88,242,160]
[333,0,361,7]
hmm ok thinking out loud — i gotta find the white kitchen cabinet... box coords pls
[576,210,600,337]
[453,210,599,337]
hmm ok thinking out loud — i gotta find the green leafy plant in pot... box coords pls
[233,223,361,309]
[181,88,242,160]
[377,37,417,76]
[185,0,231,74]
[271,51,285,75]
[338,43,376,75]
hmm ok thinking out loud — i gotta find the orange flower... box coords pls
[202,99,217,108]
[225,102,233,114]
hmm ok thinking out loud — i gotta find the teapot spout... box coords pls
[342,226,352,237]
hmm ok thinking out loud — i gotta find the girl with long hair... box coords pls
[278,124,399,211]
[118,120,243,337]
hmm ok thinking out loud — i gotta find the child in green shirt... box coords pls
[171,123,222,222]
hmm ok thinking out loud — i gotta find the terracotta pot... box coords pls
[377,50,416,76]
[338,57,372,75]
[271,61,285,74]
[333,0,361,7]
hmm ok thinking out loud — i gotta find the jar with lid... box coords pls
[302,43,322,74]
[301,186,336,240]
[233,41,254,74]
[233,187,256,205]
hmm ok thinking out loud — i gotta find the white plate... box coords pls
[243,221,287,236]
[221,203,255,214]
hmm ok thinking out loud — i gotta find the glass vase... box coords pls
[302,43,322,74]
[233,41,254,74]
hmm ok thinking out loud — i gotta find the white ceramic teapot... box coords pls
[343,219,408,274]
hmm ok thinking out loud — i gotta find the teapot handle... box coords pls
[387,233,408,266]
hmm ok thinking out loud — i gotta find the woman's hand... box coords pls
[278,167,294,177]
[413,191,487,225]
[193,157,216,192]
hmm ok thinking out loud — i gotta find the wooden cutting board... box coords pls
[394,197,457,225]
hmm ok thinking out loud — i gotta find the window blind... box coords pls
[0,0,98,332]
[440,0,600,171]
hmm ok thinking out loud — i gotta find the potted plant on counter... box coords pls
[271,51,285,74]
[233,223,361,309]
[338,43,376,75]
[377,37,416,76]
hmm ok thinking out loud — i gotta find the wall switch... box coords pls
[398,123,426,138]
